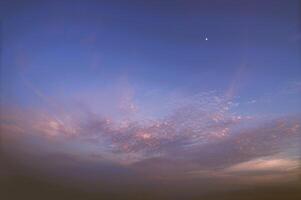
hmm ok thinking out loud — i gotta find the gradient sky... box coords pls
[0,0,301,198]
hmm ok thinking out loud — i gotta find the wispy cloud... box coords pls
[224,157,299,173]
[1,90,300,184]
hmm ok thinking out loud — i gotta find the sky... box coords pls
[0,0,301,199]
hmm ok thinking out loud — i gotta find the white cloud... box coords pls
[225,157,299,173]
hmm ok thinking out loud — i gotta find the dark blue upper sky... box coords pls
[1,0,300,114]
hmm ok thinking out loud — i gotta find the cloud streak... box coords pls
[1,90,300,185]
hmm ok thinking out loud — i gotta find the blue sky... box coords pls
[1,0,300,112]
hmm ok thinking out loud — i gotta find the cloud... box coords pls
[130,115,300,180]
[224,157,299,173]
[2,91,242,153]
[246,99,257,104]
[187,158,300,185]
[1,91,300,185]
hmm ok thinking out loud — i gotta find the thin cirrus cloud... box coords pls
[1,88,300,181]
[1,91,243,157]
